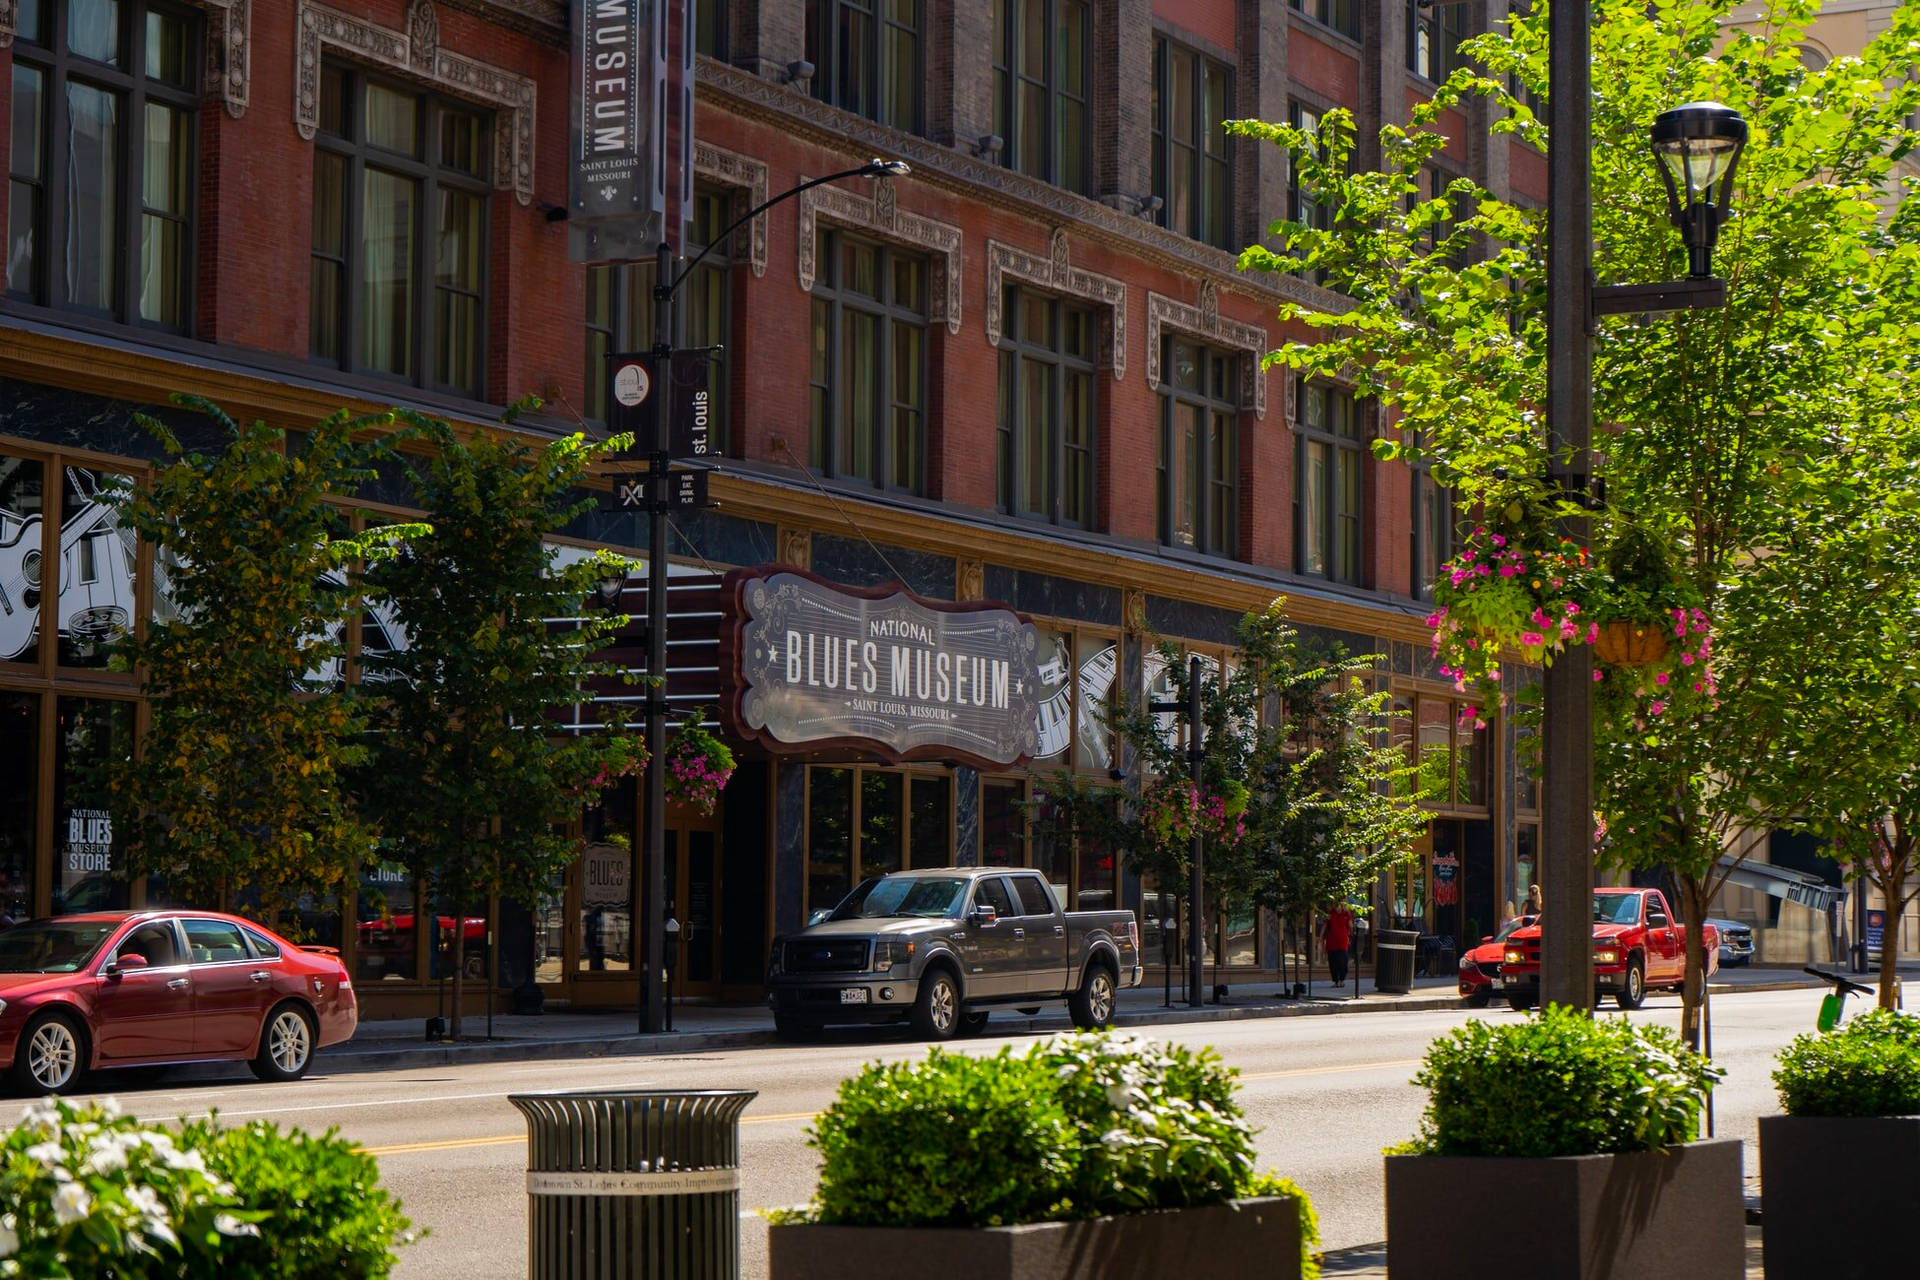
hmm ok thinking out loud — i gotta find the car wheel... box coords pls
[1069,964,1117,1030]
[11,1012,86,1096]
[249,1003,318,1082]
[911,970,961,1040]
[773,1014,821,1041]
[1467,988,1493,1008]
[957,1010,990,1038]
[1506,992,1535,1012]
[1615,958,1647,1010]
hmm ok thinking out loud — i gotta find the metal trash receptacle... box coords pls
[509,1089,757,1280]
[1375,929,1419,994]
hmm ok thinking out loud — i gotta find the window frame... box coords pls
[1408,0,1470,84]
[807,228,931,494]
[1293,378,1365,586]
[1150,35,1234,250]
[1288,0,1361,42]
[992,0,1091,193]
[996,286,1098,528]
[5,0,202,331]
[309,62,493,400]
[1409,441,1452,601]
[1157,336,1243,560]
[805,0,923,134]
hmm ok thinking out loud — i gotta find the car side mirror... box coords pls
[807,909,831,927]
[106,954,148,978]
[968,904,998,928]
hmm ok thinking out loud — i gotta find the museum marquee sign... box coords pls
[719,568,1043,769]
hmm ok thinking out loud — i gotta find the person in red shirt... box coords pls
[1321,902,1355,987]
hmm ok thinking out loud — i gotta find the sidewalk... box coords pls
[299,964,1833,1077]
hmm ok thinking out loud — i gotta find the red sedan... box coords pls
[0,911,358,1096]
[1457,914,1538,1006]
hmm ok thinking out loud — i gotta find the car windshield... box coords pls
[1593,893,1642,926]
[828,876,969,921]
[1495,915,1537,941]
[0,921,118,973]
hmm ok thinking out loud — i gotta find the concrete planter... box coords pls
[768,1196,1302,1280]
[1761,1114,1920,1279]
[1385,1138,1743,1280]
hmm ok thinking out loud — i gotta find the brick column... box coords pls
[1359,0,1410,172]
[731,0,807,80]
[1470,1,1513,205]
[1094,0,1154,205]
[1235,0,1290,249]
[926,0,995,152]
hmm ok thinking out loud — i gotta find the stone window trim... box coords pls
[797,176,963,335]
[984,229,1127,381]
[1145,283,1268,419]
[293,0,536,206]
[694,142,768,279]
[0,0,250,118]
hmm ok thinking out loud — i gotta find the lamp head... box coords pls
[865,158,912,178]
[1649,101,1748,278]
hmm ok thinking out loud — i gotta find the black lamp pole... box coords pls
[1149,656,1206,1007]
[632,158,908,1034]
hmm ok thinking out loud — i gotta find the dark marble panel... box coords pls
[810,534,955,599]
[774,761,807,935]
[953,766,980,867]
[1291,621,1383,662]
[354,454,418,508]
[1,379,234,460]
[563,498,777,567]
[981,564,1122,625]
[1145,595,1245,648]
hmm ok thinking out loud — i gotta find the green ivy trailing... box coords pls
[779,1032,1319,1277]
[1402,1006,1722,1158]
[1774,1010,1920,1118]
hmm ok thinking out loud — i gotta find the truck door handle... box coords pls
[249,970,272,983]
[166,977,190,991]
[1053,925,1065,937]
[1012,928,1026,940]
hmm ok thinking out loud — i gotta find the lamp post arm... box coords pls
[658,160,905,300]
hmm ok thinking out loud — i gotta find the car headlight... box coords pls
[766,941,782,976]
[871,940,916,971]
[0,997,7,1018]
[1504,948,1524,965]
[1595,948,1620,965]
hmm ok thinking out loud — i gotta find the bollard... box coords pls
[509,1089,757,1280]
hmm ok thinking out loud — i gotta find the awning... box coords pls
[1717,855,1845,913]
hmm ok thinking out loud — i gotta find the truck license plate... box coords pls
[840,988,869,1005]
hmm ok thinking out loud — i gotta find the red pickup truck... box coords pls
[1498,888,1718,1011]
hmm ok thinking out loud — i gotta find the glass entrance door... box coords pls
[664,824,721,1000]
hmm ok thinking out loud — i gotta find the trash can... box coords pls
[509,1089,757,1280]
[1375,929,1418,994]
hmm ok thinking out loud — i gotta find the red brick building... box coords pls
[0,0,1549,1017]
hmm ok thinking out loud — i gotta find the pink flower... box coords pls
[1587,623,1600,643]
[1649,700,1667,715]
[1564,601,1581,615]
[1499,565,1519,578]
[1531,609,1551,627]
[1693,682,1704,693]
[1681,653,1694,665]
[1521,631,1544,647]
[1655,672,1670,687]
[1491,535,1506,547]
[1593,670,1604,682]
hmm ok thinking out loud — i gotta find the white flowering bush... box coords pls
[0,1097,255,1278]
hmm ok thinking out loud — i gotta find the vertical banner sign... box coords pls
[569,0,662,262]
[607,352,654,451]
[669,351,711,458]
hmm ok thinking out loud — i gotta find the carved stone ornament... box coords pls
[1144,286,1271,418]
[1122,588,1148,636]
[796,178,965,335]
[777,526,813,572]
[294,1,537,206]
[0,0,16,48]
[984,231,1129,382]
[956,558,985,602]
[407,0,438,72]
[4,1,250,116]
[693,142,769,279]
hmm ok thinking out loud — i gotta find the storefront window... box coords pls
[1457,716,1488,807]
[908,775,950,866]
[1075,791,1118,912]
[1393,845,1429,930]
[1388,694,1414,796]
[534,870,566,983]
[430,888,490,982]
[0,691,36,920]
[860,771,903,876]
[1075,637,1117,770]
[808,766,853,912]
[578,775,635,972]
[0,455,47,667]
[51,696,131,914]
[1515,823,1539,909]
[1223,906,1258,967]
[1034,630,1072,762]
[1417,697,1451,803]
[55,469,137,670]
[981,777,1026,866]
[356,859,417,983]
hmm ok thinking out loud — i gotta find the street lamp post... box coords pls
[626,158,909,1035]
[1149,656,1206,1008]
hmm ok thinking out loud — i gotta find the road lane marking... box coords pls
[363,1109,822,1158]
[1238,1058,1421,1082]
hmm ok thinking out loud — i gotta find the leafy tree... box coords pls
[353,412,643,1037]
[1234,0,1920,1044]
[109,398,414,916]
[1040,602,1425,987]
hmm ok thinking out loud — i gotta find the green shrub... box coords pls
[793,1032,1318,1277]
[174,1117,417,1279]
[1403,1006,1722,1157]
[1774,1009,1920,1118]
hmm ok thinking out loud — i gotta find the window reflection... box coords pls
[578,775,635,972]
[51,696,132,915]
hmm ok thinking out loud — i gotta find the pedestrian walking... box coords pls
[1524,883,1544,917]
[1498,899,1518,930]
[1321,901,1354,987]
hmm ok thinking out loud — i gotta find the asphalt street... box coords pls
[48,986,1821,1279]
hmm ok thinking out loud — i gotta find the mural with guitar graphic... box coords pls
[0,468,137,665]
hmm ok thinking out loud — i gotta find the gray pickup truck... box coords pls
[766,866,1144,1040]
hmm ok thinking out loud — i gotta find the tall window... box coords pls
[6,0,199,328]
[584,187,732,443]
[992,0,1090,193]
[1295,380,1364,584]
[997,287,1095,527]
[1158,338,1241,558]
[1408,0,1469,83]
[1411,448,1451,599]
[806,0,921,133]
[1151,37,1233,250]
[1286,100,1330,284]
[310,65,490,398]
[694,0,725,59]
[1289,0,1361,41]
[808,231,928,493]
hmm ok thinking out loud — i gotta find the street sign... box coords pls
[1866,908,1886,962]
[664,469,709,509]
[670,351,712,458]
[567,0,665,262]
[607,353,654,447]
[602,468,711,512]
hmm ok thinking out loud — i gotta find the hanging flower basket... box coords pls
[1591,620,1670,668]
[1138,777,1249,858]
[664,714,736,816]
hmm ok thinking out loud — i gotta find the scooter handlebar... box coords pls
[1804,966,1875,999]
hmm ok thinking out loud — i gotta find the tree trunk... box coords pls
[1879,866,1904,1011]
[1678,874,1711,1053]
[449,900,467,1041]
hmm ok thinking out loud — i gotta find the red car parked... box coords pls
[0,911,358,1096]
[1457,914,1538,1006]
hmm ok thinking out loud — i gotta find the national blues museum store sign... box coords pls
[719,568,1044,769]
